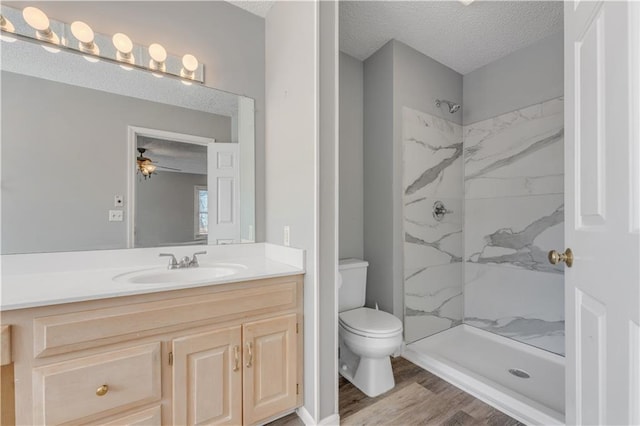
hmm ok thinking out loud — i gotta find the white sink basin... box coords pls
[113,263,248,285]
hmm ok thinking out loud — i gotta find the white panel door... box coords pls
[208,143,241,245]
[564,1,640,425]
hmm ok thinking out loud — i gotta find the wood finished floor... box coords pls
[268,357,524,426]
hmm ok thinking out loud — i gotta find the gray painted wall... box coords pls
[265,1,320,420]
[265,2,339,421]
[463,31,564,125]
[1,72,230,254]
[339,52,364,260]
[392,41,463,127]
[363,40,462,318]
[363,41,395,314]
[9,0,267,241]
[135,172,207,247]
[319,2,339,419]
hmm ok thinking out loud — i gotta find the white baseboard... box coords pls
[296,407,340,426]
[318,413,340,425]
[296,406,315,425]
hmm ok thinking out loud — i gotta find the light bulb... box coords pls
[71,21,93,44]
[0,15,15,33]
[182,54,198,72]
[148,43,166,73]
[180,54,198,79]
[0,15,16,42]
[23,7,49,31]
[71,21,99,55]
[23,6,59,45]
[113,32,134,64]
[113,32,132,54]
[149,43,167,62]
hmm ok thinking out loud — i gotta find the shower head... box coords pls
[435,99,461,114]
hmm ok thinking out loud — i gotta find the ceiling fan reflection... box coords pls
[136,147,181,179]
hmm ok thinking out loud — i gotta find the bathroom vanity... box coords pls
[0,244,304,426]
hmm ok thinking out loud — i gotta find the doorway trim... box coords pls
[126,126,215,248]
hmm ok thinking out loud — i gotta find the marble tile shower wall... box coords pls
[463,97,565,355]
[403,107,464,343]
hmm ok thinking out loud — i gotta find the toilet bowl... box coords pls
[338,305,403,397]
[338,259,404,397]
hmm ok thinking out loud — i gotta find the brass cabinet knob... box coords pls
[96,384,109,396]
[548,248,573,267]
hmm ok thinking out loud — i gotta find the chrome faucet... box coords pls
[189,251,207,267]
[159,251,207,270]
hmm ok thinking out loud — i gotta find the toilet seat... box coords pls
[339,307,402,338]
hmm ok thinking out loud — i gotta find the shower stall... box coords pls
[401,98,566,425]
[354,32,566,424]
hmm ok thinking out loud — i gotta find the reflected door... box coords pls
[208,143,241,245]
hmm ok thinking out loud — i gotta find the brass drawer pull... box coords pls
[233,345,240,372]
[246,342,253,368]
[96,384,109,396]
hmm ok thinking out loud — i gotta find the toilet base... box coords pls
[339,339,396,397]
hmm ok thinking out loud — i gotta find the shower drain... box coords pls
[508,368,531,379]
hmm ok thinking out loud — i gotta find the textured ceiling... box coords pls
[226,0,275,18]
[340,1,563,75]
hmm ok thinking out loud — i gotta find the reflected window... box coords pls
[195,185,208,238]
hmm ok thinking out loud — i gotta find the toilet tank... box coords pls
[338,258,369,312]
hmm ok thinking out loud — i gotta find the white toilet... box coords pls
[338,258,403,397]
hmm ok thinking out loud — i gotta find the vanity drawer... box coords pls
[33,277,300,357]
[98,405,162,426]
[32,342,161,425]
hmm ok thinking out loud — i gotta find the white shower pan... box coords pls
[404,324,564,425]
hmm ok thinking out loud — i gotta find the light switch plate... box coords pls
[114,195,124,207]
[109,210,124,222]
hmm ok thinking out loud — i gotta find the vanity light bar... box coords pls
[0,5,204,84]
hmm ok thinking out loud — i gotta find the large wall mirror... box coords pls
[1,33,256,254]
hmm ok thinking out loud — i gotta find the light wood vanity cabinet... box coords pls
[1,274,304,426]
[172,315,298,426]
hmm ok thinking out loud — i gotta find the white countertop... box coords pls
[0,243,305,311]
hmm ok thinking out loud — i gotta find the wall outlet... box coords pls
[114,195,124,207]
[283,226,290,247]
[109,210,124,222]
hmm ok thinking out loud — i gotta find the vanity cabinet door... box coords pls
[172,326,242,426]
[242,314,298,426]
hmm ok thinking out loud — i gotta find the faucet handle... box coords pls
[159,253,178,269]
[190,251,207,267]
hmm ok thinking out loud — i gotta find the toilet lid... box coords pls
[339,307,403,336]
